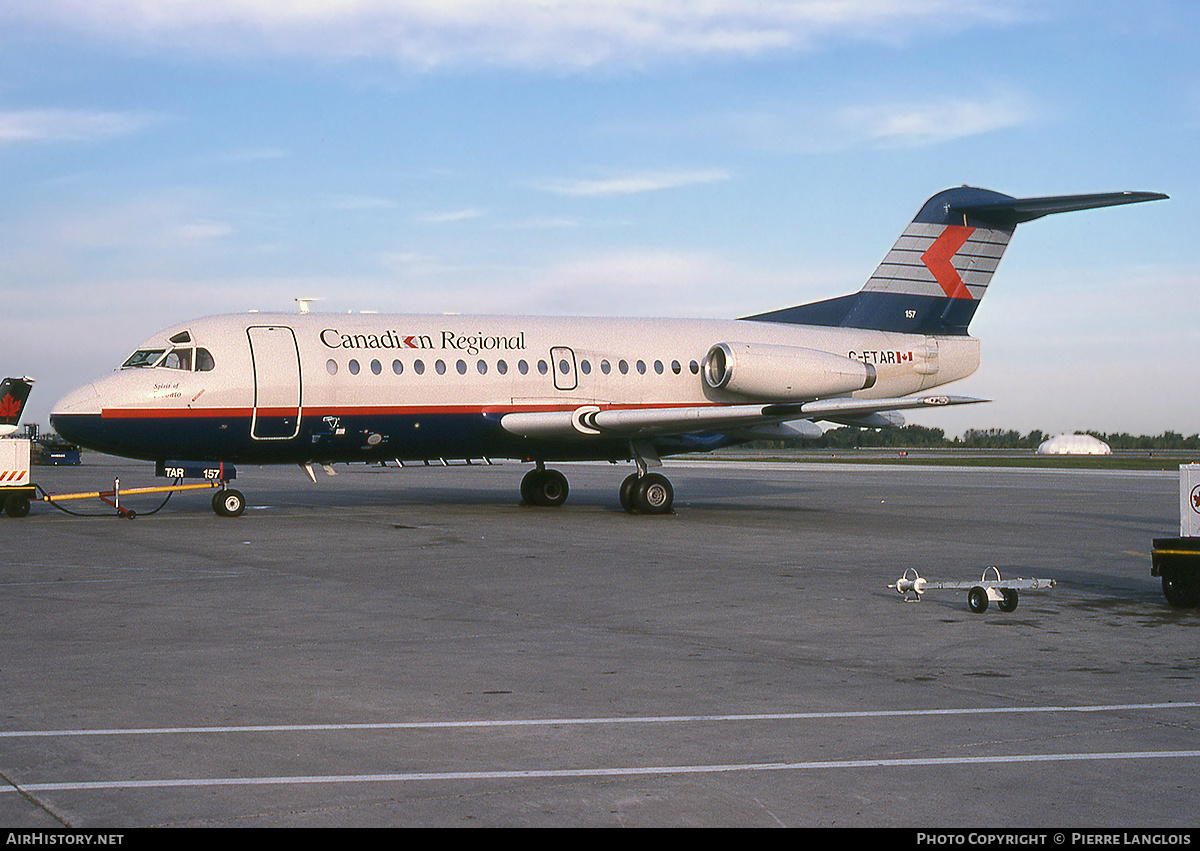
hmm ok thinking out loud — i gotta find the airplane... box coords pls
[49,186,1166,517]
[0,377,34,437]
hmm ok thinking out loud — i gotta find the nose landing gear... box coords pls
[212,487,247,517]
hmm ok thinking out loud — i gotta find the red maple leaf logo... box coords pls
[0,394,22,420]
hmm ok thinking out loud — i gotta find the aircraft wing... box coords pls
[498,394,985,440]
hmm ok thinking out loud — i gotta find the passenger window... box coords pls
[619,360,629,375]
[371,359,382,375]
[414,360,425,375]
[601,360,611,375]
[392,360,403,375]
[348,359,360,375]
[636,360,646,375]
[477,360,487,375]
[654,360,664,374]
[456,359,467,375]
[435,360,447,375]
[497,360,508,375]
[671,360,681,375]
[326,359,338,376]
[518,360,529,375]
[689,360,699,375]
[580,360,591,375]
[538,360,549,375]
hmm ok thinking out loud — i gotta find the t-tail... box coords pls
[0,376,34,437]
[746,187,1167,335]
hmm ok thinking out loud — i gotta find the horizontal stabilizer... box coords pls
[951,191,1168,226]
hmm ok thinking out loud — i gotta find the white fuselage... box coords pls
[49,311,978,466]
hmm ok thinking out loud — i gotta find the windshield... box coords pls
[121,349,165,368]
[120,345,215,371]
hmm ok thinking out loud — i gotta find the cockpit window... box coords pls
[160,348,193,370]
[122,349,165,368]
[121,344,215,372]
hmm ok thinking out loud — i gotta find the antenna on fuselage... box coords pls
[295,298,322,314]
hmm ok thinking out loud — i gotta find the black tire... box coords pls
[998,588,1019,613]
[619,473,639,513]
[520,469,542,504]
[967,586,989,614]
[213,488,246,518]
[4,495,30,518]
[521,469,568,507]
[634,473,673,515]
[537,469,568,507]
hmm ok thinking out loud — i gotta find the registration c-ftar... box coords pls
[50,187,1166,516]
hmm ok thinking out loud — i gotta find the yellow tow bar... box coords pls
[41,478,224,518]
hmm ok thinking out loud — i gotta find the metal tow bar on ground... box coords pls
[38,477,224,519]
[888,566,1056,613]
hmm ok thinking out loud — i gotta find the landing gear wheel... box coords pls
[212,488,246,518]
[967,586,989,614]
[3,495,30,518]
[998,588,1019,613]
[521,468,569,507]
[633,473,674,515]
[619,473,639,513]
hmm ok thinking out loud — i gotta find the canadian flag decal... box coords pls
[921,225,975,300]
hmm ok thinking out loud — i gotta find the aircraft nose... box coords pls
[52,382,101,416]
[50,382,102,446]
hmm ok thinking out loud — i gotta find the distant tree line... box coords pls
[750,426,1200,451]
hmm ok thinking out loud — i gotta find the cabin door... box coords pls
[247,325,302,440]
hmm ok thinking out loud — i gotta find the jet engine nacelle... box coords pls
[703,342,876,400]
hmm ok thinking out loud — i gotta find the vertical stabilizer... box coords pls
[745,187,1167,335]
[846,187,1017,334]
[0,377,34,436]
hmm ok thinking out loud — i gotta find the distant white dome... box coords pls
[1037,433,1112,455]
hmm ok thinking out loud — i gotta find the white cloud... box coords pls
[838,91,1034,148]
[173,220,234,243]
[610,89,1035,154]
[0,108,155,143]
[6,1,1031,69]
[535,169,731,197]
[418,207,487,224]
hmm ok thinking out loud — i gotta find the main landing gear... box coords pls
[520,464,569,507]
[618,471,673,515]
[520,457,675,515]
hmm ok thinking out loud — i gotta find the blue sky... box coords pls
[1,0,1196,437]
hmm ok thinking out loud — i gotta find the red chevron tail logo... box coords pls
[921,225,975,300]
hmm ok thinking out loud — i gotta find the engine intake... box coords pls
[703,342,876,400]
